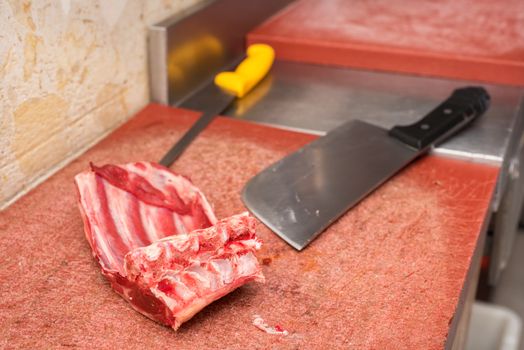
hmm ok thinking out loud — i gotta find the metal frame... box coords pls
[489,98,524,284]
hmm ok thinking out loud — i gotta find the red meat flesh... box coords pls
[125,213,264,329]
[74,162,263,329]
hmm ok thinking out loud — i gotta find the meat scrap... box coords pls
[252,315,289,335]
[74,162,264,330]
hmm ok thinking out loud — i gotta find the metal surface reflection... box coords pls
[243,120,421,250]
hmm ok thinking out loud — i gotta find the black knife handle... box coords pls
[388,87,490,150]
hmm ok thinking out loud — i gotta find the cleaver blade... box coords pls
[242,87,490,250]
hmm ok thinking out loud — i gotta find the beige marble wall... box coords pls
[0,0,201,210]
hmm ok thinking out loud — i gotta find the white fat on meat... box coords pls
[210,259,234,284]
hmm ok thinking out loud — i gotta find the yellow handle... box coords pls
[214,44,275,98]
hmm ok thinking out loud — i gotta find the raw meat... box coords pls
[74,162,264,330]
[125,213,264,329]
[75,162,217,271]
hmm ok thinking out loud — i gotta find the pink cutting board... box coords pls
[0,104,499,349]
[248,0,524,86]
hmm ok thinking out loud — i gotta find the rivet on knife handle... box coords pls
[159,44,275,167]
[388,87,490,150]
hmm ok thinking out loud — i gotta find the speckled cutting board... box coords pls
[248,0,524,86]
[0,104,499,349]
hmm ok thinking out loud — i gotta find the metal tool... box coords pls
[159,44,275,166]
[242,87,491,250]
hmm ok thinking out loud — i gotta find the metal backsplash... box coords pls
[148,0,294,106]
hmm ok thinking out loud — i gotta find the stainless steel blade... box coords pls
[159,87,235,167]
[242,120,424,250]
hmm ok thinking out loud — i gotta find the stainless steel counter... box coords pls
[221,61,524,211]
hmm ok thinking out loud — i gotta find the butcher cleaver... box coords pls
[242,87,490,250]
